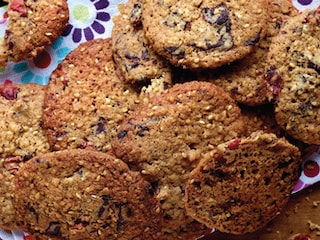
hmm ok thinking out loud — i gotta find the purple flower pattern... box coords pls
[62,0,111,43]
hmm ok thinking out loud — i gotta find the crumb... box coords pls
[308,220,320,232]
[294,203,301,213]
[312,201,320,207]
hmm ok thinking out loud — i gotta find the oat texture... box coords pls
[112,0,172,85]
[112,81,244,239]
[0,0,69,65]
[185,131,301,235]
[141,0,268,69]
[267,10,320,144]
[0,82,50,230]
[42,38,139,152]
[12,149,162,239]
[198,0,299,106]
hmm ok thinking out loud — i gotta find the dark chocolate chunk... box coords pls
[46,222,61,236]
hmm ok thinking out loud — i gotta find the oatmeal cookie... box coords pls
[185,131,301,235]
[199,0,299,106]
[112,0,172,85]
[0,82,50,230]
[42,38,139,152]
[12,149,162,239]
[0,0,69,66]
[141,0,268,69]
[112,81,244,238]
[266,10,320,144]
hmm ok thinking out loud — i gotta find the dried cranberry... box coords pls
[0,80,20,100]
[227,138,241,150]
[9,0,27,17]
[23,236,35,240]
[264,67,283,95]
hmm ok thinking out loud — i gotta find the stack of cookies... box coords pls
[1,0,319,239]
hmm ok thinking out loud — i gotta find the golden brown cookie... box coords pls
[0,82,50,230]
[141,0,268,69]
[198,0,299,106]
[185,131,301,235]
[266,10,320,144]
[0,0,69,66]
[42,38,139,152]
[112,81,245,238]
[112,0,172,85]
[12,149,163,239]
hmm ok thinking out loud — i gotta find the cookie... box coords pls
[42,38,139,152]
[266,10,320,144]
[0,81,50,230]
[0,0,69,66]
[141,0,268,69]
[198,0,299,106]
[112,0,172,85]
[12,149,162,239]
[185,131,301,235]
[111,81,245,238]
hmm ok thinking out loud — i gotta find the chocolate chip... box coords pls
[116,205,127,230]
[137,125,149,137]
[117,130,128,139]
[23,153,33,161]
[307,60,320,74]
[244,32,261,46]
[126,117,162,138]
[278,159,293,169]
[98,206,105,218]
[124,52,140,61]
[95,116,106,134]
[54,131,68,140]
[130,3,142,28]
[164,46,185,59]
[46,222,61,236]
[101,195,111,205]
[205,38,225,49]
[202,5,231,31]
[27,205,39,223]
